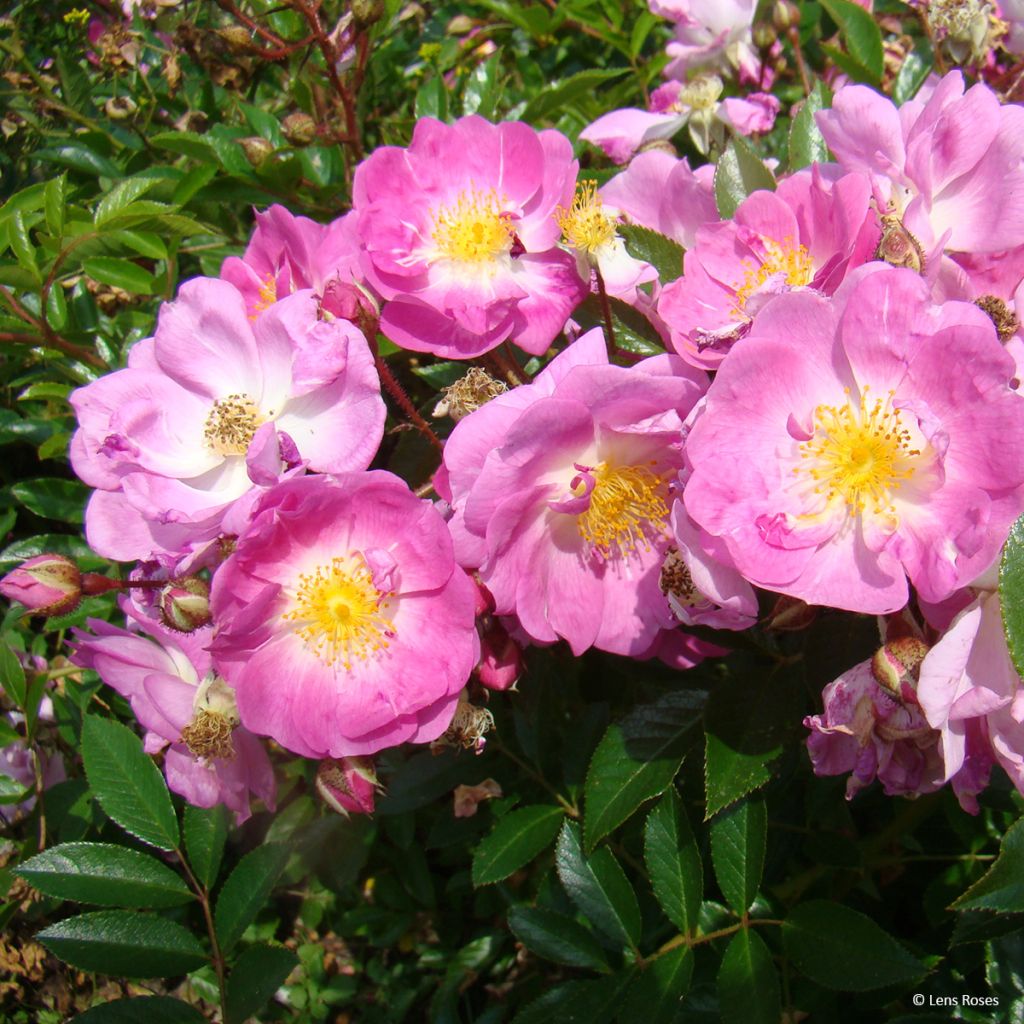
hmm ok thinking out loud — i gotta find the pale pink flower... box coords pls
[816,71,1024,259]
[72,608,275,823]
[652,0,761,82]
[658,168,878,367]
[70,278,385,561]
[683,266,1024,613]
[210,472,480,759]
[437,329,710,659]
[352,115,587,359]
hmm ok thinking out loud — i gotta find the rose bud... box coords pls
[158,576,212,633]
[316,756,381,817]
[0,555,82,616]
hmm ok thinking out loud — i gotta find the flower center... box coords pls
[283,554,395,669]
[180,676,239,761]
[659,548,701,609]
[556,180,617,257]
[575,462,670,556]
[251,274,277,319]
[204,394,265,456]
[732,238,813,314]
[796,388,920,514]
[431,188,514,264]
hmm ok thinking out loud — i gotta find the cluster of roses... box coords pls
[7,60,1024,822]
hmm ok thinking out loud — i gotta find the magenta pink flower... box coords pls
[210,472,479,759]
[437,329,710,658]
[654,0,760,81]
[70,277,385,561]
[73,608,275,823]
[220,205,365,321]
[918,589,1024,797]
[817,71,1024,258]
[600,151,718,252]
[658,168,878,368]
[352,115,587,359]
[805,655,988,811]
[683,266,1024,613]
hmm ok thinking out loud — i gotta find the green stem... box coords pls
[177,851,227,1019]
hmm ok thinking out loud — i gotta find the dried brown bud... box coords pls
[281,111,317,147]
[352,0,385,28]
[433,368,507,421]
[163,52,182,93]
[104,96,138,120]
[217,26,254,54]
[975,294,1020,343]
[765,595,817,632]
[447,14,474,34]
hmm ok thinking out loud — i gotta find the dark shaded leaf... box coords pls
[225,943,298,1024]
[717,929,780,1024]
[644,789,702,934]
[709,797,766,914]
[508,905,609,972]
[214,843,289,952]
[473,805,564,886]
[183,805,228,891]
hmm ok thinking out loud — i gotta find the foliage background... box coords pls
[2,1,1024,1022]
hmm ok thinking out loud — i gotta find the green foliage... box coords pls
[788,79,832,171]
[183,805,229,891]
[643,789,702,935]
[1001,515,1024,678]
[714,138,776,219]
[214,843,290,953]
[709,797,767,915]
[225,944,300,1024]
[472,804,564,885]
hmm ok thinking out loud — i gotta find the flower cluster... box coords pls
[8,57,1024,823]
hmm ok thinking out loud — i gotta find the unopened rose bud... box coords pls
[447,14,474,34]
[104,96,137,119]
[871,637,929,700]
[159,576,212,633]
[316,756,380,816]
[765,595,816,632]
[0,555,82,616]
[772,0,799,30]
[478,627,522,691]
[239,136,273,168]
[319,278,377,326]
[352,0,385,28]
[281,111,317,147]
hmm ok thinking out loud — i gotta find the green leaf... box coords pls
[35,144,121,179]
[56,52,95,114]
[72,996,207,1023]
[45,284,68,331]
[0,771,30,803]
[94,179,160,227]
[0,642,27,707]
[892,44,934,105]
[9,211,38,279]
[704,666,798,817]
[16,842,193,908]
[150,131,218,162]
[788,79,832,171]
[782,900,926,991]
[521,67,629,123]
[81,716,179,851]
[555,820,641,950]
[953,817,1024,912]
[112,229,169,261]
[952,910,1024,946]
[44,175,66,237]
[512,972,636,1024]
[38,910,207,978]
[709,797,766,914]
[644,789,702,934]
[462,54,503,118]
[619,224,685,282]
[225,943,298,1024]
[472,805,564,886]
[18,382,72,402]
[714,137,775,219]
[214,843,289,953]
[508,905,610,972]
[414,77,449,121]
[622,946,693,1023]
[11,477,87,524]
[183,805,229,890]
[1001,517,1024,679]
[819,0,884,84]
[82,257,157,295]
[584,690,704,851]
[717,929,780,1024]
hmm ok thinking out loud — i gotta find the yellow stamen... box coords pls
[432,188,514,263]
[576,462,670,556]
[180,709,236,761]
[795,388,920,515]
[283,555,395,669]
[250,274,277,319]
[732,238,813,315]
[203,394,265,456]
[556,180,617,257]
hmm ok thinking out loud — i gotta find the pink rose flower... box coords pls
[70,278,385,561]
[437,329,710,658]
[658,168,878,368]
[352,115,587,359]
[816,71,1024,259]
[210,472,480,759]
[655,0,761,82]
[72,607,275,823]
[683,266,1024,613]
[220,205,366,321]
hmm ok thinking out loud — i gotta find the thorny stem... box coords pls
[787,25,811,96]
[0,287,106,370]
[646,916,784,964]
[593,266,618,352]
[178,853,228,1017]
[489,737,579,818]
[369,341,444,454]
[30,745,47,852]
